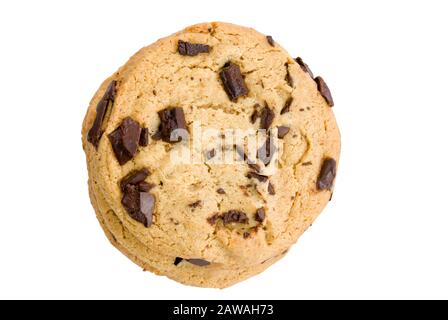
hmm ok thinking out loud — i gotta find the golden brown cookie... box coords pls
[82,22,340,288]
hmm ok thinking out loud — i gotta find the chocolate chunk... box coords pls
[139,127,149,146]
[255,208,265,222]
[121,185,154,227]
[257,136,276,165]
[217,188,226,194]
[247,172,269,183]
[219,62,248,101]
[316,158,337,190]
[137,181,155,192]
[222,210,249,224]
[243,232,250,239]
[268,182,275,195]
[121,167,155,228]
[120,168,150,191]
[206,148,216,160]
[174,257,183,266]
[151,131,162,141]
[285,63,294,87]
[122,185,140,215]
[187,259,210,266]
[260,106,275,130]
[139,193,155,227]
[266,36,275,47]
[248,163,261,172]
[302,161,312,166]
[157,107,188,143]
[295,56,314,78]
[207,213,219,225]
[280,97,293,115]
[178,40,210,56]
[189,200,202,209]
[87,80,117,149]
[235,145,247,161]
[250,108,259,124]
[108,117,142,165]
[277,126,290,139]
[314,76,334,107]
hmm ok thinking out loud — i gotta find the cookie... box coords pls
[82,22,340,288]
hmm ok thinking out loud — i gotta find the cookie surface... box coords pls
[82,22,340,288]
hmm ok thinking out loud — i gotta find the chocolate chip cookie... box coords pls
[82,22,340,288]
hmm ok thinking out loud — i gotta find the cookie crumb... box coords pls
[188,200,203,209]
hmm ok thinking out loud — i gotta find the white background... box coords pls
[1,0,447,300]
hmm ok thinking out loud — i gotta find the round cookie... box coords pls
[82,22,340,288]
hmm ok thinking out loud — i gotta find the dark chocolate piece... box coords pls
[217,188,226,194]
[151,131,162,141]
[295,56,314,78]
[277,126,290,139]
[247,172,269,183]
[266,36,275,47]
[120,168,150,191]
[189,200,203,209]
[250,108,259,124]
[137,181,155,192]
[121,185,154,227]
[108,117,142,165]
[255,208,266,222]
[207,213,219,225]
[87,80,117,149]
[260,106,275,130]
[206,148,216,160]
[235,145,247,161]
[187,259,210,266]
[248,163,261,172]
[139,193,155,227]
[178,40,210,56]
[314,76,334,107]
[257,136,276,165]
[219,62,248,101]
[139,127,149,146]
[174,257,183,266]
[222,210,249,224]
[268,182,275,195]
[157,107,188,143]
[280,97,293,115]
[316,158,337,190]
